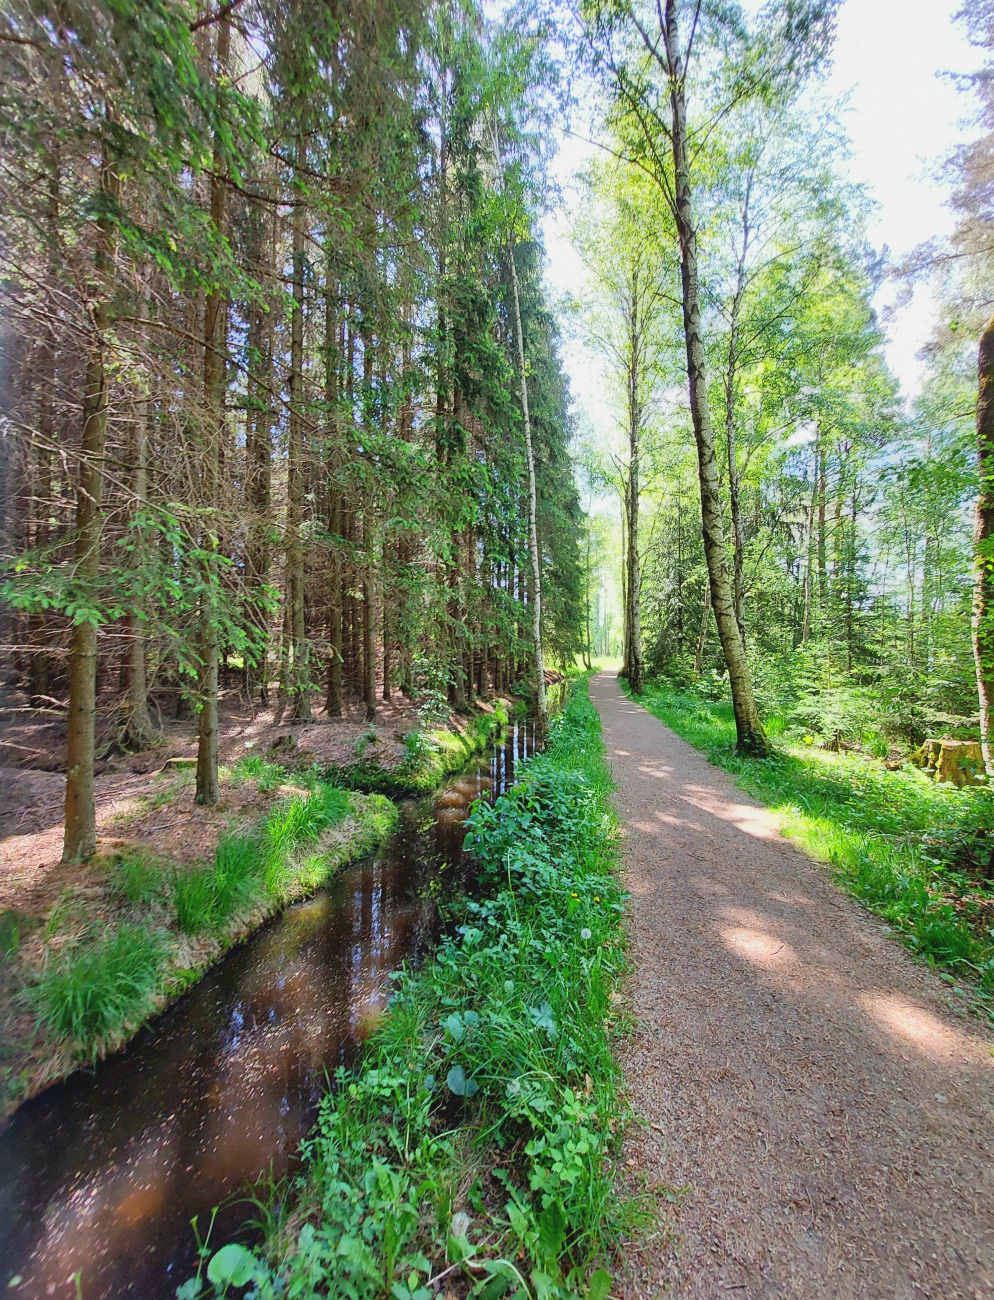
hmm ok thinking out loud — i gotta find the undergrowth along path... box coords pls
[590,671,994,1299]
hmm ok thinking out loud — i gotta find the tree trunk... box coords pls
[508,238,547,726]
[195,13,230,807]
[287,139,311,721]
[801,469,818,643]
[245,190,274,707]
[694,582,711,676]
[626,303,644,693]
[325,261,343,717]
[666,0,767,754]
[63,139,117,863]
[973,310,994,775]
[122,394,157,748]
[724,188,750,645]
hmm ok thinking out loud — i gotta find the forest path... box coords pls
[588,672,994,1299]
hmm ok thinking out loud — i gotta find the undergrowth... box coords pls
[631,679,994,1013]
[33,924,168,1056]
[341,703,513,796]
[184,680,632,1300]
[29,781,373,1063]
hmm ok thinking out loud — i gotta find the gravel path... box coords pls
[590,672,994,1299]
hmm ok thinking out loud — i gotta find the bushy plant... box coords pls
[33,924,167,1054]
[231,755,286,791]
[262,785,351,896]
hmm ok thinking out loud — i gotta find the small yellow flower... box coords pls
[571,892,579,898]
[803,734,814,745]
[594,896,600,903]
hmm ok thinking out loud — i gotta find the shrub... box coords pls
[33,924,167,1054]
[231,755,286,791]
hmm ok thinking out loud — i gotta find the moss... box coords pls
[334,702,512,795]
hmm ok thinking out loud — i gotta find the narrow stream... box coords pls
[0,720,536,1300]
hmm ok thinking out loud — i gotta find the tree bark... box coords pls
[63,138,117,863]
[694,582,711,676]
[508,239,547,726]
[724,180,751,645]
[324,262,343,717]
[195,12,230,806]
[287,138,311,721]
[625,276,644,694]
[973,310,994,775]
[121,393,157,748]
[245,190,274,707]
[666,0,767,754]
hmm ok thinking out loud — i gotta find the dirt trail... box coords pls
[589,673,994,1299]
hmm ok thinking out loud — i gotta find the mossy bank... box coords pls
[0,764,398,1123]
[337,698,519,795]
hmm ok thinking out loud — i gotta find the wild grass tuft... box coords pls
[109,848,167,908]
[231,755,286,791]
[172,833,264,935]
[261,785,351,897]
[33,924,167,1054]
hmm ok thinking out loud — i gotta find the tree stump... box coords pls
[911,739,986,787]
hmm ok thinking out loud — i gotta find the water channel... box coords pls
[0,719,537,1300]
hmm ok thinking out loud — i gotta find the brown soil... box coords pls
[590,673,994,1299]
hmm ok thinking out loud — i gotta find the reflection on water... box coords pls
[0,720,536,1299]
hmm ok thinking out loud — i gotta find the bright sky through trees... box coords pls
[544,0,978,409]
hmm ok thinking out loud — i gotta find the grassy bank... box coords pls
[185,680,631,1300]
[628,679,994,1015]
[1,770,396,1119]
[337,701,515,796]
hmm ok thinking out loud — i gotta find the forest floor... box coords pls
[0,680,421,910]
[589,672,994,1299]
[0,682,507,1120]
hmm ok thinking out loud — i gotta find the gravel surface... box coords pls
[590,672,994,1299]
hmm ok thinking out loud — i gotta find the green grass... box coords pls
[630,680,994,1006]
[33,924,168,1056]
[172,833,263,934]
[339,704,512,796]
[172,786,355,934]
[229,754,287,791]
[109,848,168,908]
[184,680,632,1300]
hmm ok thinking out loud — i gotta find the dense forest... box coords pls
[3,1,994,1297]
[574,0,991,770]
[0,0,583,863]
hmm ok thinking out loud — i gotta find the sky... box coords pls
[542,0,981,429]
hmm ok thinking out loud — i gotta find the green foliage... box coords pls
[172,834,262,935]
[261,785,352,899]
[634,681,994,1007]
[230,756,286,792]
[341,708,508,797]
[32,925,167,1055]
[109,848,167,909]
[186,681,632,1299]
[171,785,354,933]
